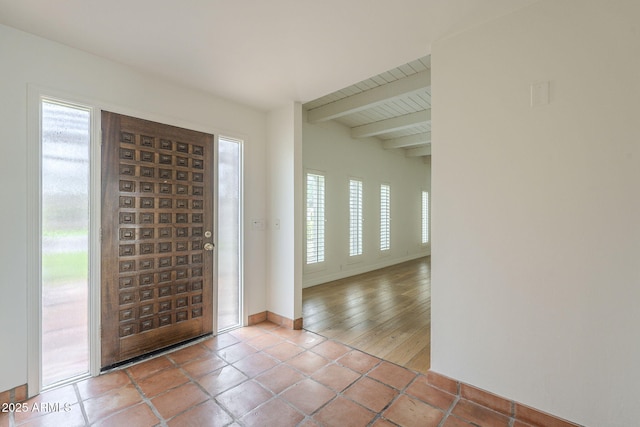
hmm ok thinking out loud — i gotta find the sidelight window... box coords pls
[217,136,243,331]
[40,99,91,387]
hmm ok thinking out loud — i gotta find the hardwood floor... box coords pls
[302,257,430,373]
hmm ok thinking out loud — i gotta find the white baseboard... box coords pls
[302,251,430,289]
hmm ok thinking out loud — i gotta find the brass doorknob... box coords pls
[204,243,214,251]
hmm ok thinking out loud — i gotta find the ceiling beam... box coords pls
[351,110,431,138]
[405,145,432,157]
[307,70,431,123]
[382,132,431,149]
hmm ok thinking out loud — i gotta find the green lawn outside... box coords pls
[42,251,88,284]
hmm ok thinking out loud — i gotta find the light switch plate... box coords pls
[530,81,550,107]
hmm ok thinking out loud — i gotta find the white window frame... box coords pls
[27,87,102,396]
[380,183,391,252]
[349,178,364,259]
[305,170,326,269]
[26,85,235,395]
[216,135,245,332]
[421,190,430,245]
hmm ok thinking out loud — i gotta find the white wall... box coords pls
[303,117,430,288]
[0,24,268,392]
[266,103,303,320]
[431,1,640,425]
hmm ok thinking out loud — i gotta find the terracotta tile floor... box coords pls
[2,322,526,426]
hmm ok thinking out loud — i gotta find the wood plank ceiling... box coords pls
[304,56,431,158]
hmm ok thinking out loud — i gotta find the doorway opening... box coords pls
[100,111,216,368]
[32,96,245,391]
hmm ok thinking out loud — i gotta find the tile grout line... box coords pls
[378,361,454,425]
[72,383,89,426]
[242,332,338,423]
[343,337,444,424]
[228,327,367,424]
[20,322,582,427]
[367,363,452,427]
[303,327,427,376]
[171,352,239,424]
[273,327,441,426]
[335,358,404,426]
[230,326,322,424]
[437,394,461,427]
[39,323,435,427]
[297,343,389,425]
[8,388,15,427]
[194,326,307,424]
[509,400,516,427]
[124,367,169,427]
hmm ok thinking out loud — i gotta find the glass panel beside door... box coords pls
[217,137,242,331]
[41,100,91,388]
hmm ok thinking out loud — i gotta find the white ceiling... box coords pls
[0,0,538,111]
[305,56,433,157]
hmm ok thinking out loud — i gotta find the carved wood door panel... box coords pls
[101,111,214,368]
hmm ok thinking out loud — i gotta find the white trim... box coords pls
[28,84,249,144]
[421,189,430,246]
[211,135,219,335]
[348,177,364,258]
[236,138,245,328]
[303,168,326,274]
[88,102,102,378]
[26,84,249,391]
[304,261,327,274]
[303,253,427,288]
[27,86,100,395]
[304,169,326,270]
[307,70,431,123]
[380,183,391,252]
[218,135,245,330]
[26,86,42,397]
[351,110,430,139]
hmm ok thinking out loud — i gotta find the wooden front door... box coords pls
[101,111,214,368]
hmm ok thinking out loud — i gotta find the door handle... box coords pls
[204,243,214,251]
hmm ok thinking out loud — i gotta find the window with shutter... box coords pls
[421,190,429,244]
[380,184,390,251]
[349,179,363,257]
[306,173,325,264]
